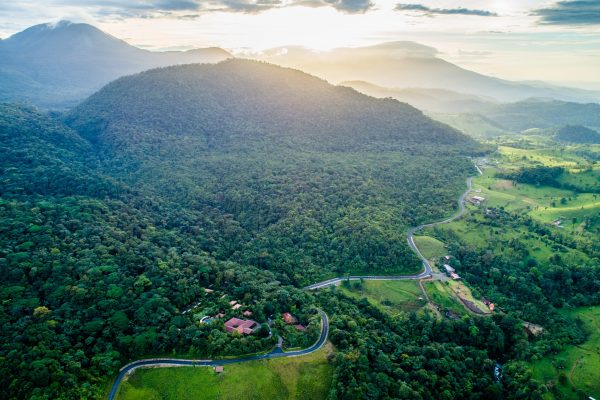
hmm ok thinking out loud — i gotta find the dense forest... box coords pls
[554,125,600,144]
[0,60,486,399]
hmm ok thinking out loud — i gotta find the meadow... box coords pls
[530,306,600,399]
[339,280,427,313]
[116,343,334,400]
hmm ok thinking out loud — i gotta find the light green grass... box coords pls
[117,343,334,400]
[531,306,600,399]
[423,281,465,315]
[340,280,426,313]
[413,235,447,261]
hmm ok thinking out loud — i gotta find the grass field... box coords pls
[116,343,334,400]
[340,280,426,313]
[531,306,600,399]
[423,281,466,316]
[413,235,447,261]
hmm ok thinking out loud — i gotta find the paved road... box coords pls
[107,310,329,400]
[108,163,481,399]
[305,166,480,291]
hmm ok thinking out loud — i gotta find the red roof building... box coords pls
[224,317,258,335]
[282,312,298,325]
[243,310,253,317]
[294,324,307,332]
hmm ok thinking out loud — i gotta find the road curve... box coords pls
[107,310,329,400]
[305,165,481,291]
[107,163,481,399]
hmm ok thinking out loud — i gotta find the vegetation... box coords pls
[555,125,600,144]
[531,306,600,399]
[117,343,334,400]
[339,280,426,313]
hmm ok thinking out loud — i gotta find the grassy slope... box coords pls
[423,281,466,316]
[340,280,427,313]
[530,306,600,399]
[117,343,334,400]
[413,235,447,261]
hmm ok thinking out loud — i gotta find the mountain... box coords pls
[555,125,600,144]
[66,59,479,282]
[0,21,231,108]
[258,42,600,104]
[341,80,497,113]
[486,99,600,132]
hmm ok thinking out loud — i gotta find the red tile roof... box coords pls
[224,317,258,335]
[282,312,297,324]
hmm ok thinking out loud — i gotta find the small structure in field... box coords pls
[489,303,495,312]
[243,310,253,317]
[470,195,485,206]
[443,255,451,261]
[443,264,455,274]
[232,303,242,310]
[204,288,214,294]
[523,322,544,336]
[282,312,298,324]
[294,324,307,332]
[224,317,258,335]
[450,272,461,280]
[214,366,223,373]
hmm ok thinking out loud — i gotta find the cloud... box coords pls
[533,0,600,25]
[395,3,497,17]
[295,0,373,14]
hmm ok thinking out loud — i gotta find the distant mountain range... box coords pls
[259,42,600,104]
[0,21,231,108]
[342,80,600,137]
[341,80,496,114]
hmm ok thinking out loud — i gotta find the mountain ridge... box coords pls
[0,21,232,108]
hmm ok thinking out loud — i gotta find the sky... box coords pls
[1,0,599,85]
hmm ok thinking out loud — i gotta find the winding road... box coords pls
[305,168,479,290]
[107,311,329,400]
[107,163,481,399]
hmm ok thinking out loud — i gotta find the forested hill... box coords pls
[67,59,473,153]
[0,60,481,399]
[65,59,479,282]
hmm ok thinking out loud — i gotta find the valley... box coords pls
[0,15,599,400]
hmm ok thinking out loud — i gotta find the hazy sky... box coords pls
[1,1,599,85]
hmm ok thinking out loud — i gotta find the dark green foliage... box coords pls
[319,291,546,399]
[1,60,485,399]
[487,99,600,132]
[555,125,600,144]
[497,166,564,187]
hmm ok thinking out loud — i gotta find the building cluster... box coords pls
[469,195,485,206]
[442,256,461,280]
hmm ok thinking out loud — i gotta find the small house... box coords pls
[215,366,223,373]
[224,317,258,335]
[243,310,253,317]
[470,195,485,206]
[282,312,298,325]
[443,264,455,274]
[450,272,461,280]
[294,325,307,332]
[232,303,242,310]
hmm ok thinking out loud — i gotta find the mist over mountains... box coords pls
[259,42,600,104]
[0,21,231,108]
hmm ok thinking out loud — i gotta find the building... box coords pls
[282,312,298,325]
[443,255,451,261]
[231,303,242,310]
[204,288,214,294]
[243,310,253,317]
[214,366,223,373]
[450,272,461,280]
[224,318,258,335]
[443,264,455,274]
[470,196,485,206]
[294,324,307,332]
